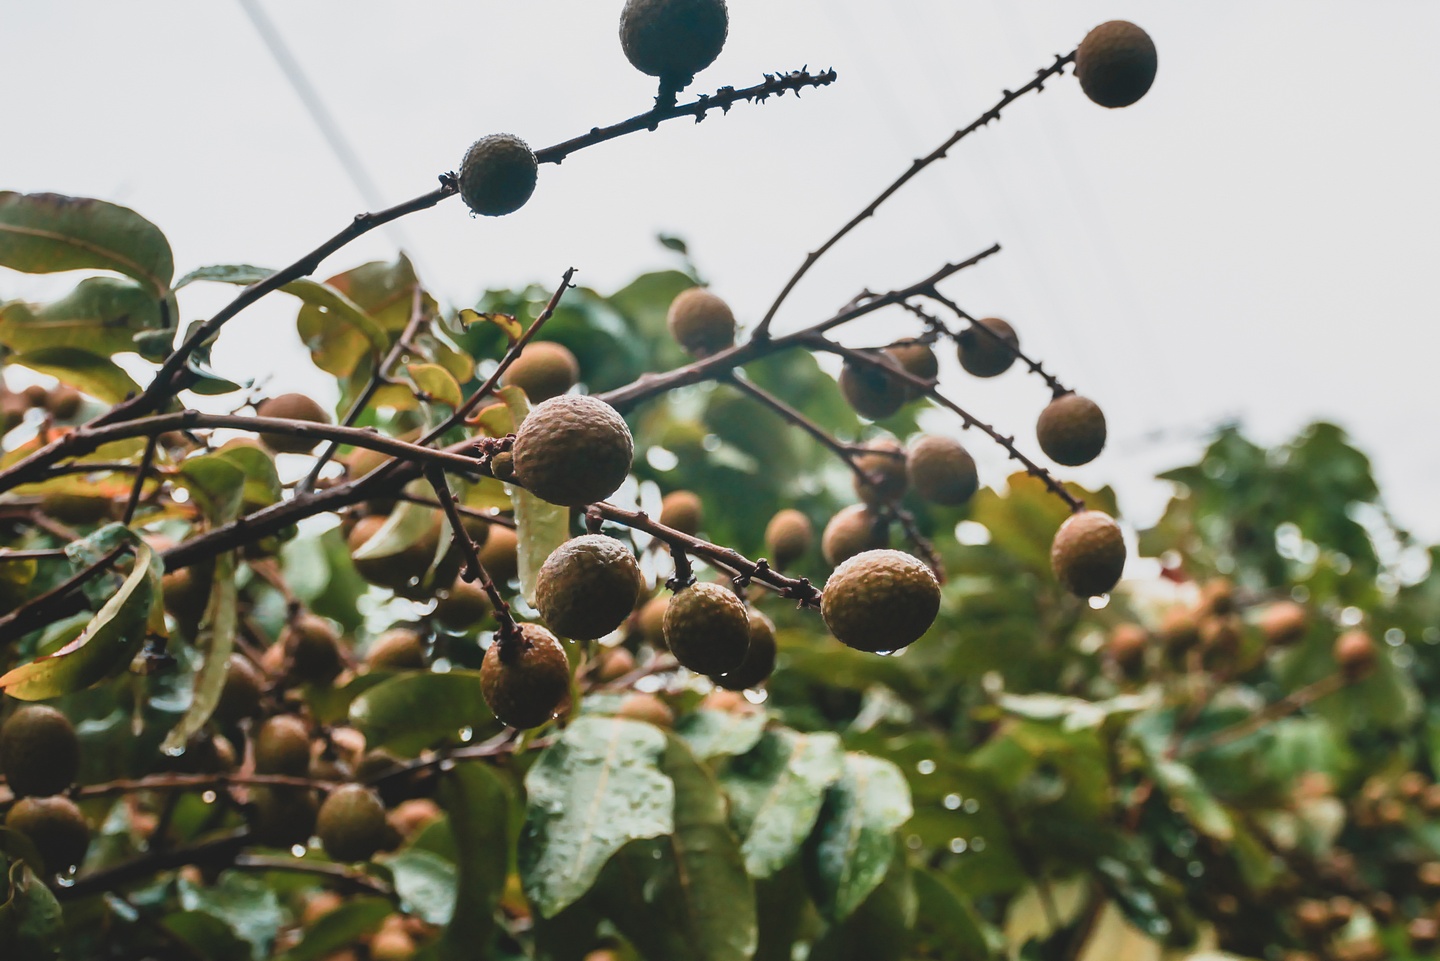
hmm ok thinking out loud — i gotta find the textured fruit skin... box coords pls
[764,508,813,569]
[481,624,571,729]
[852,440,908,506]
[1076,21,1158,108]
[5,796,89,874]
[633,595,669,643]
[433,578,492,630]
[886,339,938,387]
[535,535,644,640]
[1036,393,1107,466]
[284,613,344,683]
[317,784,389,863]
[1335,630,1377,680]
[478,525,519,585]
[1260,601,1308,647]
[365,628,427,670]
[254,715,313,776]
[821,504,886,567]
[502,341,579,402]
[821,549,940,653]
[663,581,750,676]
[712,609,777,690]
[215,654,265,724]
[659,489,703,535]
[250,787,319,848]
[458,133,539,217]
[0,705,80,797]
[1050,510,1126,597]
[512,395,634,507]
[255,393,331,454]
[907,435,979,506]
[666,288,736,357]
[957,317,1018,378]
[620,0,729,86]
[839,357,908,420]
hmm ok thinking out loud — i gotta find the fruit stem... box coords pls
[121,433,160,526]
[907,293,1071,397]
[423,465,521,646]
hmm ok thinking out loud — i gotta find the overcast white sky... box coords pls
[4,2,1439,543]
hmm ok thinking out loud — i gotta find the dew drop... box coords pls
[1385,628,1405,646]
[743,689,768,704]
[202,791,217,804]
[1088,594,1110,610]
[1340,605,1363,627]
[290,845,307,858]
[916,759,937,775]
[943,793,962,810]
[459,726,474,743]
[163,745,185,758]
[949,837,967,854]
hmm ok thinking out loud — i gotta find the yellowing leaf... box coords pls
[458,308,522,344]
[407,363,464,409]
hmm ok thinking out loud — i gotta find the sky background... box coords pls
[4,2,1439,544]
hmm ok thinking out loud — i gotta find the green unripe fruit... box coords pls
[906,435,979,506]
[838,356,907,420]
[666,288,736,358]
[535,535,644,640]
[432,578,492,631]
[365,628,427,670]
[481,624,571,729]
[821,549,940,653]
[1050,510,1125,597]
[316,784,389,863]
[662,581,750,676]
[478,525,519,585]
[711,609,777,690]
[458,133,539,217]
[490,449,517,483]
[215,654,266,724]
[502,341,580,403]
[255,393,331,454]
[5,796,89,874]
[620,0,729,88]
[764,508,813,569]
[852,440,908,506]
[1036,392,1107,466]
[659,489,703,535]
[512,395,634,507]
[284,613,344,684]
[249,787,319,849]
[957,317,1018,378]
[1075,21,1158,109]
[821,504,886,567]
[254,715,313,776]
[1,706,80,797]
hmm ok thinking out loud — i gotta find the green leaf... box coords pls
[909,868,991,961]
[0,277,166,356]
[8,347,142,404]
[177,454,247,523]
[674,706,768,761]
[808,855,915,961]
[500,386,569,604]
[721,729,844,878]
[214,442,283,510]
[348,670,497,756]
[177,871,282,960]
[0,538,159,699]
[350,499,439,562]
[407,363,463,408]
[1149,759,1235,842]
[162,911,252,961]
[804,752,913,922]
[435,763,511,960]
[162,551,238,753]
[383,849,457,926]
[519,716,674,918]
[0,862,62,960]
[277,897,390,961]
[594,735,758,961]
[0,191,174,295]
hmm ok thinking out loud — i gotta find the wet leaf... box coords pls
[277,897,389,961]
[519,716,674,918]
[803,752,913,921]
[348,670,497,756]
[0,277,166,357]
[384,849,457,926]
[407,363,463,408]
[177,871,282,959]
[162,551,238,753]
[0,191,174,295]
[176,454,247,523]
[435,763,512,960]
[721,729,843,878]
[0,861,62,959]
[674,706,768,761]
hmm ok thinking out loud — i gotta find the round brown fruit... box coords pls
[838,356,907,421]
[215,654,266,724]
[620,0,729,88]
[283,613,344,684]
[458,133,539,217]
[432,578,492,631]
[659,489,703,535]
[348,513,441,594]
[255,393,331,455]
[1036,393,1107,466]
[1075,21,1158,109]
[764,508,813,569]
[821,550,939,653]
[249,787,319,848]
[852,440,908,506]
[712,609,777,690]
[5,796,89,875]
[501,341,580,403]
[512,395,634,507]
[535,535,644,640]
[481,623,571,729]
[0,705,80,797]
[616,693,675,728]
[633,595,669,644]
[666,287,736,358]
[365,628,427,670]
[478,524,519,585]
[662,581,750,676]
[1159,605,1200,652]
[45,386,83,420]
[1260,600,1308,647]
[1108,623,1149,675]
[885,339,937,397]
[1200,577,1236,616]
[316,784,389,863]
[1051,511,1125,597]
[1335,630,1377,680]
[254,715,313,776]
[906,435,978,506]
[591,646,636,682]
[22,384,49,408]
[821,504,887,567]
[957,317,1018,377]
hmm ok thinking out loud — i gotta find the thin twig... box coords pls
[121,433,160,525]
[424,464,520,644]
[753,53,1073,339]
[232,854,394,900]
[1179,673,1349,757]
[921,291,1069,396]
[57,829,250,900]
